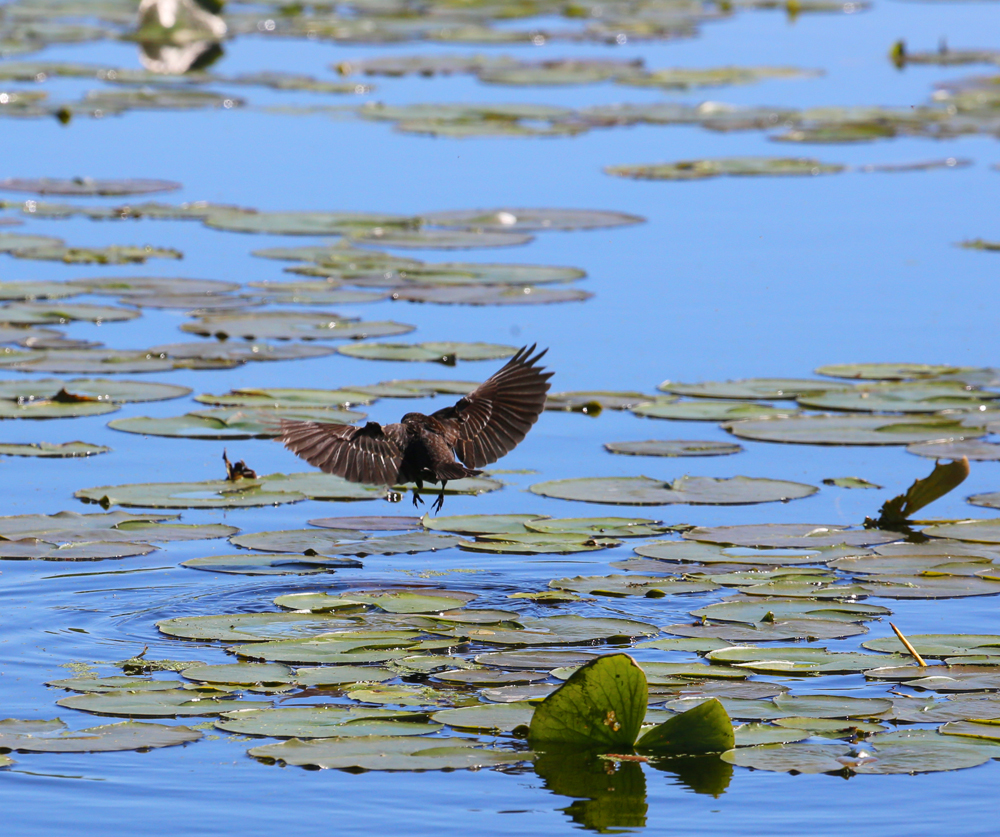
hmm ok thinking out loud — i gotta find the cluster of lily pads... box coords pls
[11,503,1000,782]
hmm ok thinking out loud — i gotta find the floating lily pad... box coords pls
[732,723,809,747]
[621,66,820,90]
[218,706,437,738]
[549,574,716,597]
[816,363,973,380]
[908,440,1000,461]
[435,668,546,685]
[0,377,190,404]
[45,676,182,693]
[231,632,426,665]
[457,615,658,647]
[0,719,200,752]
[823,477,882,489]
[691,599,889,624]
[108,407,364,440]
[631,399,794,421]
[3,349,176,374]
[360,263,586,288]
[352,228,534,250]
[203,209,412,236]
[0,178,180,196]
[249,736,527,771]
[476,650,599,670]
[684,523,898,548]
[0,441,109,457]
[0,281,80,301]
[69,276,239,296]
[276,588,474,614]
[924,520,1000,543]
[75,478,306,509]
[309,515,422,531]
[633,540,825,566]
[150,341,336,365]
[529,475,817,505]
[420,208,643,232]
[459,533,621,554]
[0,540,156,560]
[707,646,904,674]
[0,397,118,419]
[180,312,414,342]
[12,245,183,265]
[664,619,867,641]
[797,381,999,413]
[182,553,357,576]
[295,666,396,687]
[605,440,743,457]
[431,702,535,732]
[338,341,517,363]
[0,302,140,324]
[391,284,591,305]
[863,634,1000,657]
[56,689,255,718]
[658,378,834,399]
[724,414,982,445]
[606,157,844,181]
[158,611,362,642]
[181,663,293,686]
[525,517,669,537]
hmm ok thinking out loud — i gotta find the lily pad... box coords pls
[420,208,643,232]
[658,378,834,399]
[605,440,743,457]
[180,312,414,342]
[529,475,817,505]
[457,615,658,647]
[525,517,670,537]
[724,414,983,445]
[181,554,358,575]
[0,540,157,560]
[0,441,109,457]
[528,654,646,750]
[459,533,621,554]
[0,177,180,196]
[431,702,535,732]
[816,363,973,380]
[276,588,474,614]
[684,523,899,548]
[108,407,364,439]
[0,302,140,324]
[337,341,517,363]
[352,228,534,250]
[158,612,362,642]
[549,574,716,597]
[908,440,1000,461]
[707,646,904,674]
[631,399,795,421]
[203,209,412,236]
[924,520,1000,543]
[12,245,183,265]
[422,513,545,534]
[56,689,256,718]
[218,706,438,738]
[75,478,306,509]
[390,285,591,306]
[664,619,867,641]
[249,736,527,770]
[797,382,999,413]
[636,699,735,755]
[0,719,200,752]
[606,157,844,180]
[181,663,293,686]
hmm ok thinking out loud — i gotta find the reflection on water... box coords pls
[535,752,732,832]
[136,0,226,74]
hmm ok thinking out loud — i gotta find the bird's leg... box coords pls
[431,481,447,514]
[411,479,425,508]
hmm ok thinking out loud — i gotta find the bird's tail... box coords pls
[437,462,483,481]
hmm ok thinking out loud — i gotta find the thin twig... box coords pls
[889,622,927,667]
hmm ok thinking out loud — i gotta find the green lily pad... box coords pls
[732,723,810,747]
[218,706,438,738]
[0,397,118,419]
[390,284,591,306]
[664,619,867,641]
[295,666,396,686]
[12,245,183,265]
[528,654,646,750]
[549,575,717,597]
[658,378,834,399]
[0,177,180,196]
[180,312,414,342]
[924,520,1000,544]
[797,382,999,413]
[0,281,80,301]
[0,377,190,403]
[158,611,361,642]
[231,631,426,665]
[234,531,460,557]
[636,698,735,755]
[458,615,658,647]
[724,414,983,445]
[423,513,547,534]
[690,599,890,624]
[605,440,743,457]
[0,540,156,560]
[0,302,140,324]
[75,478,306,509]
[631,399,795,421]
[420,207,643,232]
[276,588,474,614]
[150,341,336,365]
[337,341,517,363]
[194,387,375,410]
[684,523,899,548]
[823,477,882,489]
[181,554,358,575]
[707,646,905,674]
[69,276,239,296]
[309,516,422,531]
[352,228,533,250]
[476,650,599,670]
[181,663,293,686]
[529,475,817,505]
[0,719,200,752]
[621,66,820,90]
[109,407,365,440]
[816,363,973,380]
[431,702,535,732]
[864,634,1000,657]
[908,440,1000,461]
[203,209,412,236]
[56,689,257,718]
[3,349,176,374]
[525,517,670,537]
[459,533,621,554]
[940,719,1000,742]
[46,676,182,693]
[634,540,826,565]
[249,736,527,770]
[890,694,1000,723]
[0,441,109,457]
[606,157,844,181]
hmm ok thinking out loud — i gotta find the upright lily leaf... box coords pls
[527,653,646,750]
[870,457,970,528]
[636,698,734,755]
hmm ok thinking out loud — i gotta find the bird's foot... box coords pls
[431,486,446,514]
[411,492,425,508]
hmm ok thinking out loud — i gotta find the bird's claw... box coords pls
[431,492,446,514]
[411,492,425,508]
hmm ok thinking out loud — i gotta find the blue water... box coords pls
[4,0,1000,832]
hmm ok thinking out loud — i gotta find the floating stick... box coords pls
[889,622,927,667]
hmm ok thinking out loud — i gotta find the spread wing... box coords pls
[432,344,553,469]
[277,419,405,486]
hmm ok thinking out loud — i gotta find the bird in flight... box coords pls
[277,345,552,513]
